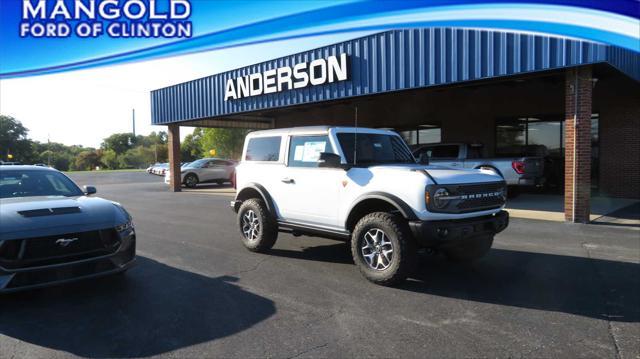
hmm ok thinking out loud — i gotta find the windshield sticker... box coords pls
[301,141,326,162]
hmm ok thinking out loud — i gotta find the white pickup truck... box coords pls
[231,127,509,285]
[413,143,545,194]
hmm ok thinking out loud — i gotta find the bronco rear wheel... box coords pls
[351,212,416,286]
[237,198,278,252]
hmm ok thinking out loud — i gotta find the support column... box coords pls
[167,124,182,192]
[564,67,592,223]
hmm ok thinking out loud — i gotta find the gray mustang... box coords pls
[0,165,136,292]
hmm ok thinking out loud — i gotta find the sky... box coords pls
[0,31,371,148]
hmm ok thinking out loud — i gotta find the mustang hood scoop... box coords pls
[18,206,81,217]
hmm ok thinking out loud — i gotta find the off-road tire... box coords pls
[351,212,416,286]
[443,235,494,262]
[237,198,278,253]
[184,173,199,188]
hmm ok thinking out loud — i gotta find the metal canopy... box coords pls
[151,28,639,125]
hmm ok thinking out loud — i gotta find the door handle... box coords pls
[281,177,295,184]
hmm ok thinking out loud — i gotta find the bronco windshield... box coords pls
[0,169,84,199]
[337,133,416,166]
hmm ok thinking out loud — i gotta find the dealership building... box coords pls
[150,28,639,223]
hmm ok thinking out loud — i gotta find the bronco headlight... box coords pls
[432,188,451,209]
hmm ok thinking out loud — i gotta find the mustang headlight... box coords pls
[432,188,451,209]
[115,220,134,233]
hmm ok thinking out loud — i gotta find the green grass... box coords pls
[64,169,146,174]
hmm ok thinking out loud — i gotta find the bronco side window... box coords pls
[245,136,282,162]
[288,135,333,168]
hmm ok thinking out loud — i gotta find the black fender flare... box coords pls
[345,192,418,229]
[235,183,276,215]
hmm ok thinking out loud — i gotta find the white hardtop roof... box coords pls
[247,126,397,137]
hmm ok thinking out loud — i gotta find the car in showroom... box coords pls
[0,165,136,292]
[165,158,236,188]
[412,142,545,197]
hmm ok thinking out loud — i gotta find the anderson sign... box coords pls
[224,53,348,101]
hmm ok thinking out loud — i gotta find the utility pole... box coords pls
[132,109,136,137]
[47,134,51,167]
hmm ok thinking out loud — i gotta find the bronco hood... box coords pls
[0,196,129,240]
[370,164,504,184]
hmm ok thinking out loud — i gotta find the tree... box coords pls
[75,150,102,171]
[0,115,34,162]
[101,149,119,169]
[138,131,168,147]
[101,133,137,156]
[119,146,157,169]
[181,129,203,162]
[199,128,249,160]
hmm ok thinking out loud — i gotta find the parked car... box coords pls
[412,143,545,195]
[0,165,136,292]
[146,163,159,174]
[231,126,508,286]
[165,158,236,188]
[152,163,168,176]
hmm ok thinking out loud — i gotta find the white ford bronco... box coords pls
[231,126,509,285]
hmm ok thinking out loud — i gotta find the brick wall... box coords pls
[564,67,593,223]
[168,124,182,192]
[595,76,640,199]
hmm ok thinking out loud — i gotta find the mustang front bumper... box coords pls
[0,231,136,293]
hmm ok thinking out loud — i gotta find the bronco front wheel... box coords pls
[351,212,416,286]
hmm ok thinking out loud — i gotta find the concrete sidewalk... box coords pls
[506,194,639,225]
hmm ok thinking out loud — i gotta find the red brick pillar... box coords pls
[167,124,182,192]
[564,67,592,223]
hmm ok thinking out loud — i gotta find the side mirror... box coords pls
[418,152,430,165]
[318,152,342,168]
[84,185,97,195]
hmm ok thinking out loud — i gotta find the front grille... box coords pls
[456,195,504,211]
[427,181,506,214]
[456,182,505,195]
[0,229,121,269]
[6,258,117,289]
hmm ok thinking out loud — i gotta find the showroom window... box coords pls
[245,136,281,161]
[399,125,441,146]
[495,115,600,190]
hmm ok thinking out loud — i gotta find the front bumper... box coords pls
[408,210,509,247]
[0,231,136,293]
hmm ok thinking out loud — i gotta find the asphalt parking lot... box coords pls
[1,171,638,358]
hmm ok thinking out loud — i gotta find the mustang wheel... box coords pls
[351,212,416,286]
[237,198,277,252]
